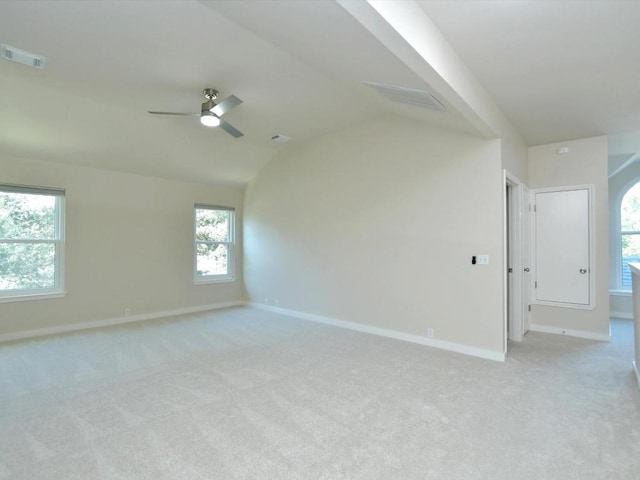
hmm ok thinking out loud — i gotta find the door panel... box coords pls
[522,185,531,332]
[534,188,591,306]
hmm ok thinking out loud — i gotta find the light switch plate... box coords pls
[477,254,489,265]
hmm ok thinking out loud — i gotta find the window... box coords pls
[194,205,235,282]
[0,184,65,301]
[620,182,640,288]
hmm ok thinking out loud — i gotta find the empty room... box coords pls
[1,1,639,478]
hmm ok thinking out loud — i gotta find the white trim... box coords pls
[502,170,509,350]
[610,289,632,297]
[0,191,65,299]
[610,311,633,320]
[0,290,67,304]
[0,301,243,343]
[504,170,528,345]
[634,361,640,390]
[612,176,640,291]
[193,206,236,284]
[193,276,236,285]
[56,194,66,294]
[247,302,506,362]
[529,323,611,342]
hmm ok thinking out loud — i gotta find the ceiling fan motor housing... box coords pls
[203,88,219,101]
[201,100,216,113]
[202,89,219,113]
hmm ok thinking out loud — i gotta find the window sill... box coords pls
[610,289,632,296]
[0,291,67,304]
[194,277,236,285]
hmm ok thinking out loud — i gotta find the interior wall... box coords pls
[610,293,632,319]
[528,136,610,337]
[0,155,244,337]
[501,126,529,183]
[244,117,505,355]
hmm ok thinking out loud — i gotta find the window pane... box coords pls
[621,183,640,232]
[195,209,230,242]
[196,243,229,277]
[0,192,56,240]
[0,242,56,290]
[621,234,640,287]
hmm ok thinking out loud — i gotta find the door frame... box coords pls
[521,184,531,335]
[504,170,527,346]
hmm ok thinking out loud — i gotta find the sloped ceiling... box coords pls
[1,1,639,186]
[419,0,640,147]
[418,0,640,173]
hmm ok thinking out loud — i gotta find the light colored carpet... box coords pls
[0,307,638,479]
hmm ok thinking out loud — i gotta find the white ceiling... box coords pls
[418,0,640,148]
[1,0,639,186]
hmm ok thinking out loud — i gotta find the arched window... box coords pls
[620,181,640,287]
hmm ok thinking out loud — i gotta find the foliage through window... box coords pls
[0,185,65,298]
[194,205,234,281]
[620,182,640,287]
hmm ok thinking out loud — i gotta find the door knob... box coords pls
[579,268,587,274]
[524,268,530,272]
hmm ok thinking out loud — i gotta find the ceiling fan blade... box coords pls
[147,111,199,116]
[218,118,244,138]
[211,95,242,117]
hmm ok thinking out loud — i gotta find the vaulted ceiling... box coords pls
[1,1,639,186]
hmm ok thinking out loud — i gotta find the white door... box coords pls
[504,172,528,343]
[534,187,591,307]
[522,185,531,332]
[506,183,516,340]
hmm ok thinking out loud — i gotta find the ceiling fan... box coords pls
[148,88,244,138]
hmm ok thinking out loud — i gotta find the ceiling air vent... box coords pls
[362,81,446,112]
[271,134,291,143]
[1,44,46,69]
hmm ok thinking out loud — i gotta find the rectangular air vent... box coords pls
[362,81,446,112]
[271,134,291,143]
[1,44,46,69]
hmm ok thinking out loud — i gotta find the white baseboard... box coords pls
[610,311,633,320]
[0,301,243,343]
[529,323,611,342]
[247,302,505,362]
[634,361,640,391]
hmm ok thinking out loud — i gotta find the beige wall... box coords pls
[501,126,528,184]
[0,155,244,336]
[610,293,632,319]
[528,136,610,337]
[244,117,506,355]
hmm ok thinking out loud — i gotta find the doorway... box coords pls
[504,171,531,347]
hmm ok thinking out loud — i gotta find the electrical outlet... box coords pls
[264,298,269,304]
[427,328,434,338]
[274,299,279,307]
[124,308,131,317]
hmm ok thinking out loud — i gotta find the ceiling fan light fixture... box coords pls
[200,112,220,127]
[149,88,243,137]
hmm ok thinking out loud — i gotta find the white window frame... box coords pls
[0,184,66,303]
[615,178,640,292]
[193,204,235,284]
